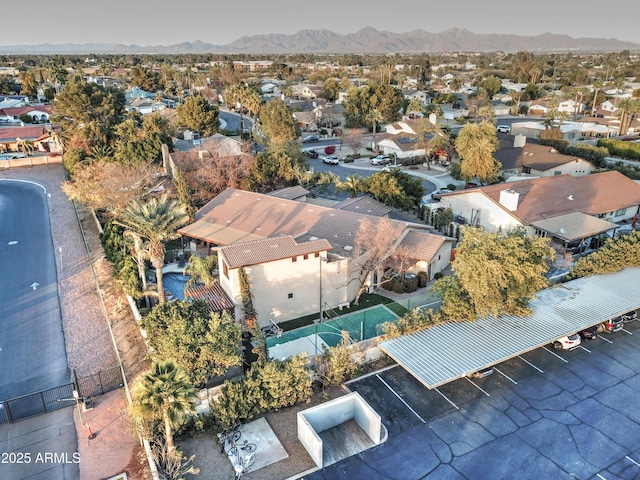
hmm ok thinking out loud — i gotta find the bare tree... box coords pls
[351,218,413,304]
[343,129,365,157]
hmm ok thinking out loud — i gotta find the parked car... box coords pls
[622,310,637,323]
[302,134,319,143]
[468,367,494,378]
[304,149,319,158]
[600,316,624,333]
[578,325,599,341]
[554,334,581,351]
[496,125,511,134]
[324,145,336,154]
[322,155,339,165]
[371,154,392,165]
[431,188,452,200]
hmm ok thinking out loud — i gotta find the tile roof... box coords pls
[185,281,235,313]
[0,125,57,142]
[496,138,589,171]
[334,196,392,217]
[457,171,640,224]
[398,230,450,261]
[179,188,446,263]
[268,186,310,200]
[219,235,332,268]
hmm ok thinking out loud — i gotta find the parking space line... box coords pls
[626,455,640,467]
[542,346,569,363]
[597,474,608,480]
[621,328,633,335]
[579,345,592,353]
[518,355,544,373]
[598,335,613,344]
[375,374,426,424]
[434,387,459,410]
[466,377,490,396]
[494,368,518,384]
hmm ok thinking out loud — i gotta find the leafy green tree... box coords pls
[245,144,307,192]
[130,64,162,92]
[174,167,196,222]
[475,75,502,98]
[19,70,37,97]
[323,77,340,102]
[141,300,241,386]
[432,227,554,320]
[177,96,219,136]
[343,83,404,128]
[257,98,300,148]
[52,75,125,151]
[569,231,640,279]
[114,195,190,304]
[454,122,501,184]
[130,360,196,454]
[363,169,424,209]
[113,116,173,165]
[316,332,359,388]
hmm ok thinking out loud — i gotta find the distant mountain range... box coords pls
[1,28,639,55]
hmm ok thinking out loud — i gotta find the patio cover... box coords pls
[530,212,618,242]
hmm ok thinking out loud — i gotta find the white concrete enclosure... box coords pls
[297,392,383,468]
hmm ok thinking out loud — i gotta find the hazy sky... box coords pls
[6,0,640,46]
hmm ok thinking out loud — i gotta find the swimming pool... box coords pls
[162,273,190,300]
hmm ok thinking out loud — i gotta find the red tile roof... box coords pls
[0,125,56,142]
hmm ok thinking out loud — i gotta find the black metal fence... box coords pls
[76,366,124,399]
[0,367,124,425]
[0,383,75,425]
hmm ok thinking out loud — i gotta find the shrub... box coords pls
[405,276,419,293]
[381,308,446,338]
[598,139,640,160]
[390,277,406,294]
[446,183,457,191]
[433,272,444,280]
[343,156,355,163]
[417,271,428,288]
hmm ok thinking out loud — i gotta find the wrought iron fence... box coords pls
[75,366,124,399]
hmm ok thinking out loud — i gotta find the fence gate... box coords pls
[0,383,76,425]
[75,366,124,399]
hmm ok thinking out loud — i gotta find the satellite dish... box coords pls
[559,228,566,235]
[429,113,437,125]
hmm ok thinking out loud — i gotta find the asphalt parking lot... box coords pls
[306,319,640,480]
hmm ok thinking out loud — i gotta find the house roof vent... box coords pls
[343,245,354,252]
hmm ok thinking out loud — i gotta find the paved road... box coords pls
[0,179,78,479]
[0,180,69,397]
[308,319,640,480]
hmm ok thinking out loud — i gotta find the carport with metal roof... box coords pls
[379,267,640,389]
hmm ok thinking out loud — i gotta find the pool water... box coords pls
[162,273,190,300]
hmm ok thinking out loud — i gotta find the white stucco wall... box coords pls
[441,192,523,233]
[530,158,593,177]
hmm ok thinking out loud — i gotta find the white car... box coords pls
[322,155,339,165]
[371,155,391,165]
[496,125,511,134]
[553,333,581,351]
[431,188,452,200]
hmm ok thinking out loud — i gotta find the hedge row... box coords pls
[598,139,640,161]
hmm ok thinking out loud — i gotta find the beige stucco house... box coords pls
[178,188,454,325]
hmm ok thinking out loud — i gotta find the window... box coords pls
[292,256,297,262]
[315,252,319,258]
[288,293,293,299]
[223,262,228,278]
[615,208,626,217]
[554,171,561,175]
[522,166,531,174]
[303,254,308,260]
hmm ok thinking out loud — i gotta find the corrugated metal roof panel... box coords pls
[380,267,640,389]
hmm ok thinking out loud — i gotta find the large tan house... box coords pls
[178,188,454,325]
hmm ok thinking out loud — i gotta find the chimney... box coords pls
[499,189,520,211]
[513,134,526,148]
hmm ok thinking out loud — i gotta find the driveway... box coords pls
[307,319,640,479]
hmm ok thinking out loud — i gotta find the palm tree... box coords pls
[367,108,384,140]
[243,88,262,132]
[114,195,189,304]
[131,360,196,454]
[509,90,522,116]
[183,255,217,292]
[336,174,364,198]
[406,97,423,118]
[590,78,604,117]
[16,138,34,157]
[409,118,444,170]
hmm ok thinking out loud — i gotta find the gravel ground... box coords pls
[178,386,346,480]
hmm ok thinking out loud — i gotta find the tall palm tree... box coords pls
[367,108,384,140]
[183,255,217,292]
[131,360,196,454]
[336,174,364,198]
[115,195,189,304]
[590,79,604,117]
[406,97,423,118]
[243,88,262,132]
